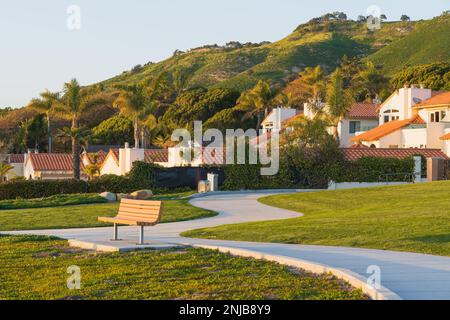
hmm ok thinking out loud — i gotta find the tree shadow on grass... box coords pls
[409,234,450,244]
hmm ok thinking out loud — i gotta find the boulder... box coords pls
[99,192,117,202]
[130,190,153,200]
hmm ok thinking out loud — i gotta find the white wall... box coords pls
[402,128,427,148]
[6,162,23,180]
[100,156,121,176]
[328,181,412,190]
[379,87,432,124]
[340,119,379,147]
[262,108,297,133]
[379,130,402,148]
[426,122,447,149]
[23,160,35,180]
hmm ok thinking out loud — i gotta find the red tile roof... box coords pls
[28,153,85,171]
[416,91,450,108]
[9,154,24,163]
[342,148,449,161]
[346,103,379,119]
[144,149,169,163]
[352,115,426,142]
[282,113,304,125]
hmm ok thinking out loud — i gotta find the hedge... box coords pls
[0,180,90,200]
[335,156,415,183]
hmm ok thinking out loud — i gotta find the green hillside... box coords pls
[368,14,450,75]
[100,18,419,92]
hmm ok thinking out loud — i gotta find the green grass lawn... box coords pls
[0,235,366,300]
[184,182,450,256]
[0,199,215,231]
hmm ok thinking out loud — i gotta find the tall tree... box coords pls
[325,68,354,142]
[114,73,168,148]
[52,79,107,180]
[238,80,276,130]
[282,66,326,110]
[23,114,48,151]
[58,127,90,180]
[27,90,60,152]
[353,61,390,101]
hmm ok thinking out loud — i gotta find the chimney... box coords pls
[420,84,425,89]
[119,144,144,175]
[404,84,409,89]
[411,84,417,89]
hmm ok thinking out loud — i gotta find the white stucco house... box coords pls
[4,154,24,181]
[353,87,450,156]
[23,152,87,180]
[261,107,299,134]
[267,102,379,147]
[99,144,169,176]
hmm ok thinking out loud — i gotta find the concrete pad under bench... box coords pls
[68,239,183,253]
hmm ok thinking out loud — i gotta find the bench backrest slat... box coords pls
[116,199,162,224]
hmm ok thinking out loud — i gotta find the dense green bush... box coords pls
[221,160,295,190]
[336,156,415,183]
[0,180,89,200]
[0,194,107,210]
[128,161,156,187]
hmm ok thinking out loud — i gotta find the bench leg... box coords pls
[138,226,145,245]
[112,223,119,241]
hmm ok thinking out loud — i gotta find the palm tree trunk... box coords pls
[256,113,262,131]
[141,128,145,149]
[134,115,140,149]
[72,117,81,180]
[47,113,52,153]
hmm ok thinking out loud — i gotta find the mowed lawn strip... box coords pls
[0,199,215,231]
[183,182,450,256]
[0,235,367,300]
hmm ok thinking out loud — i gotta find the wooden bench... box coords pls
[98,199,163,245]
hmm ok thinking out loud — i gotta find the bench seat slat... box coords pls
[117,213,160,220]
[120,203,161,211]
[118,207,161,215]
[120,199,162,206]
[116,215,159,223]
[98,216,157,226]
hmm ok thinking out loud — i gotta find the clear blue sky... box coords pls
[1,0,448,108]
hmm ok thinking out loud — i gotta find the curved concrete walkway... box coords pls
[4,191,450,300]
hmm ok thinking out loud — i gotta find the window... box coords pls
[430,111,441,123]
[349,121,361,134]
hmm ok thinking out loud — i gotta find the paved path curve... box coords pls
[4,191,450,300]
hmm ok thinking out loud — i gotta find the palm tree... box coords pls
[239,80,276,130]
[140,114,158,149]
[113,84,147,148]
[27,90,60,153]
[0,162,14,183]
[325,68,354,142]
[114,73,168,148]
[84,152,101,180]
[58,127,90,180]
[53,79,107,180]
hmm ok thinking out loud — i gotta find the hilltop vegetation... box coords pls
[100,17,420,92]
[368,14,450,75]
